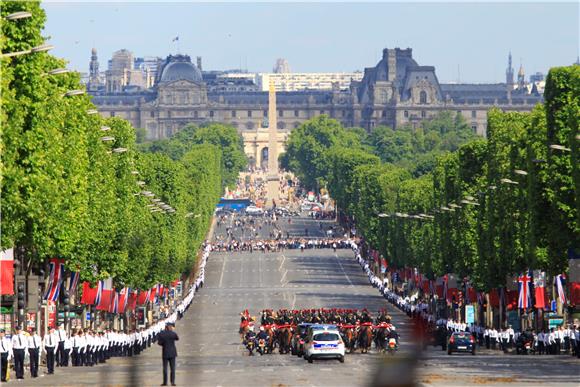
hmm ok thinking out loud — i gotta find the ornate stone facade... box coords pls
[89,48,543,158]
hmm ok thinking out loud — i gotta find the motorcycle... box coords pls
[516,338,534,355]
[257,338,267,356]
[385,338,398,355]
[245,338,256,356]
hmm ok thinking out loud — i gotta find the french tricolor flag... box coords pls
[44,258,65,301]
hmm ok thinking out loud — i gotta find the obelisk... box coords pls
[265,81,279,208]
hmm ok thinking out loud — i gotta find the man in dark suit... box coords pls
[157,322,179,386]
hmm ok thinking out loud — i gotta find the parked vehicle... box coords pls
[447,332,476,355]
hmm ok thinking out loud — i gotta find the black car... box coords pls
[291,323,312,357]
[447,332,476,355]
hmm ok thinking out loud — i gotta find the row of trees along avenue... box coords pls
[1,1,246,327]
[282,65,579,326]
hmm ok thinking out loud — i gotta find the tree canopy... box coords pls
[281,76,579,290]
[1,1,225,290]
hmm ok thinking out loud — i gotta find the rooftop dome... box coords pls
[160,55,202,83]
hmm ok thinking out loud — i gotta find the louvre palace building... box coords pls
[87,47,543,162]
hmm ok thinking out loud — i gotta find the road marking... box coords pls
[218,251,227,288]
[280,269,288,284]
[263,368,274,372]
[335,253,354,287]
[279,254,286,271]
[291,293,297,309]
[227,359,233,366]
[232,369,243,373]
[203,369,216,373]
[320,368,333,371]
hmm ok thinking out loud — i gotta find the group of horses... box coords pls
[331,322,396,354]
[239,321,397,355]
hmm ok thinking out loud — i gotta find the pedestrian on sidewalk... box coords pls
[157,322,179,386]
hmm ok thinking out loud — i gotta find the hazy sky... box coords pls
[42,1,579,83]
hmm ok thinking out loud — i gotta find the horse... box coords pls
[340,325,357,353]
[358,324,373,354]
[374,324,392,352]
[264,325,276,354]
[277,325,293,354]
[239,321,252,342]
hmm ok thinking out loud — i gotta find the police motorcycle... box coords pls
[244,330,257,356]
[515,331,534,355]
[385,329,400,355]
[255,327,270,356]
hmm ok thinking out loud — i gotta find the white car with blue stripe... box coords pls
[303,326,345,363]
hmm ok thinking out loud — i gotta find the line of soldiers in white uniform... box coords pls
[0,242,211,382]
[350,240,580,358]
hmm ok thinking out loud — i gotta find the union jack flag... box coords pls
[68,271,80,294]
[44,259,65,301]
[555,274,567,304]
[94,280,104,306]
[517,271,532,309]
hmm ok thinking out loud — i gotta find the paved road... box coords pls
[24,214,578,386]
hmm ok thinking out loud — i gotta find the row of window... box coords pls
[402,110,479,118]
[149,109,339,119]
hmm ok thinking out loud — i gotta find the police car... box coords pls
[303,325,345,363]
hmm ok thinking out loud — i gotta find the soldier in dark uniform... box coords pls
[361,310,372,324]
[157,322,179,386]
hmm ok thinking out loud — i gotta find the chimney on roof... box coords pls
[387,49,397,82]
[196,56,202,72]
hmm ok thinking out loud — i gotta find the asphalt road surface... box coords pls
[26,214,578,387]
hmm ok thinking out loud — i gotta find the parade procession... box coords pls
[1,1,579,386]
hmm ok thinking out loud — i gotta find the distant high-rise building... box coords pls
[529,72,544,83]
[273,58,290,74]
[104,50,158,92]
[257,72,363,92]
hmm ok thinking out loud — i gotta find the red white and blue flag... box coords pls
[145,288,152,305]
[555,274,567,305]
[477,291,485,305]
[68,271,80,294]
[517,271,532,309]
[44,258,65,301]
[464,279,471,304]
[94,280,104,306]
[429,280,436,296]
[109,290,119,314]
[119,287,130,313]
